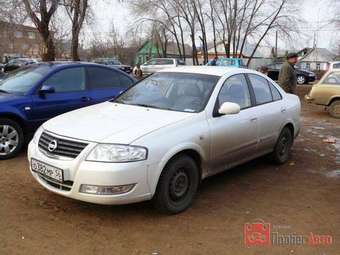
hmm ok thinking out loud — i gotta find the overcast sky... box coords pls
[86,0,338,51]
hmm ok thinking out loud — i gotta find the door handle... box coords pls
[281,108,287,113]
[250,117,258,122]
[81,96,92,102]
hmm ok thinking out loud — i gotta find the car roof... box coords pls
[159,66,253,77]
[28,61,123,70]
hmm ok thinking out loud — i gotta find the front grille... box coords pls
[38,132,88,159]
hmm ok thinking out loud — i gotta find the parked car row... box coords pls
[265,63,316,85]
[93,58,132,74]
[1,58,38,73]
[1,60,303,214]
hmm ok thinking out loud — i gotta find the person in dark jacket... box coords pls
[278,53,298,94]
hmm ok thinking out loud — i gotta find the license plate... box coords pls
[31,158,64,183]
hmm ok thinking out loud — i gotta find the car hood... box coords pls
[43,102,193,144]
[0,92,23,103]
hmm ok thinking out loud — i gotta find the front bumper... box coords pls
[27,141,153,205]
[305,94,314,103]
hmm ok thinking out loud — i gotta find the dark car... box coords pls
[94,58,132,74]
[0,62,136,159]
[266,63,316,85]
[3,58,38,73]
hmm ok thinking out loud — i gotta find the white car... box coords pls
[28,67,301,214]
[140,58,184,76]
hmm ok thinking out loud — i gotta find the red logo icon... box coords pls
[244,222,271,247]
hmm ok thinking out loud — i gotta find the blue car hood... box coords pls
[0,92,24,104]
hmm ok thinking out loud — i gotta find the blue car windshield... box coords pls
[0,65,50,95]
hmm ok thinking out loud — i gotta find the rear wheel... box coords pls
[0,119,24,160]
[271,127,293,164]
[153,155,200,214]
[329,100,340,119]
[297,75,306,85]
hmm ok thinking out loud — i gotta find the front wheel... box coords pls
[329,100,340,119]
[0,119,24,160]
[153,155,200,214]
[270,127,293,164]
[297,75,306,85]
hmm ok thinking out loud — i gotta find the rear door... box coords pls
[31,67,92,124]
[247,74,285,152]
[86,66,134,103]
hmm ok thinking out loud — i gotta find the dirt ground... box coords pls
[1,86,339,255]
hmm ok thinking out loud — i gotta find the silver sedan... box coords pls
[28,66,301,214]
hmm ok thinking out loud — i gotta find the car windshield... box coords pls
[0,65,50,95]
[114,72,220,113]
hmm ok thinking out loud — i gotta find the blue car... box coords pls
[0,62,136,159]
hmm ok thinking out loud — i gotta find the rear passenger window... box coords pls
[87,67,121,89]
[270,83,282,101]
[248,74,273,104]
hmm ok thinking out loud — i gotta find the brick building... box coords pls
[0,21,43,62]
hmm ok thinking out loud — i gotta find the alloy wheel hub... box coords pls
[0,125,19,156]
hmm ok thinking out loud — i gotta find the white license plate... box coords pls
[31,158,64,183]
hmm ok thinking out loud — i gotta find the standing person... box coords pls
[278,53,298,94]
[132,64,142,79]
[259,66,269,76]
[208,56,218,66]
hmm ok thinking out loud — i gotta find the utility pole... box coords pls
[275,30,278,63]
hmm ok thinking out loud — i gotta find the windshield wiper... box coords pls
[133,103,174,111]
[133,103,158,108]
[0,89,9,94]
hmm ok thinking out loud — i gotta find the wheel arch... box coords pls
[150,144,206,195]
[327,96,340,106]
[283,122,295,137]
[0,112,26,130]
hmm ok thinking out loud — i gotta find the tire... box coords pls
[270,127,293,164]
[153,155,200,214]
[0,118,24,160]
[329,100,340,119]
[297,75,306,85]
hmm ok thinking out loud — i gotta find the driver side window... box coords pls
[43,67,86,92]
[218,74,251,109]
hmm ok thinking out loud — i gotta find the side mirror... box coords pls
[218,102,241,115]
[39,85,55,95]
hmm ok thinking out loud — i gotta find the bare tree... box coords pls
[62,0,89,60]
[22,0,59,61]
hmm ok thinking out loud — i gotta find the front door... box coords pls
[208,74,258,175]
[31,67,91,127]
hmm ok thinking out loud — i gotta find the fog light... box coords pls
[79,184,136,195]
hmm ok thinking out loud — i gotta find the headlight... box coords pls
[86,144,148,163]
[32,126,44,144]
